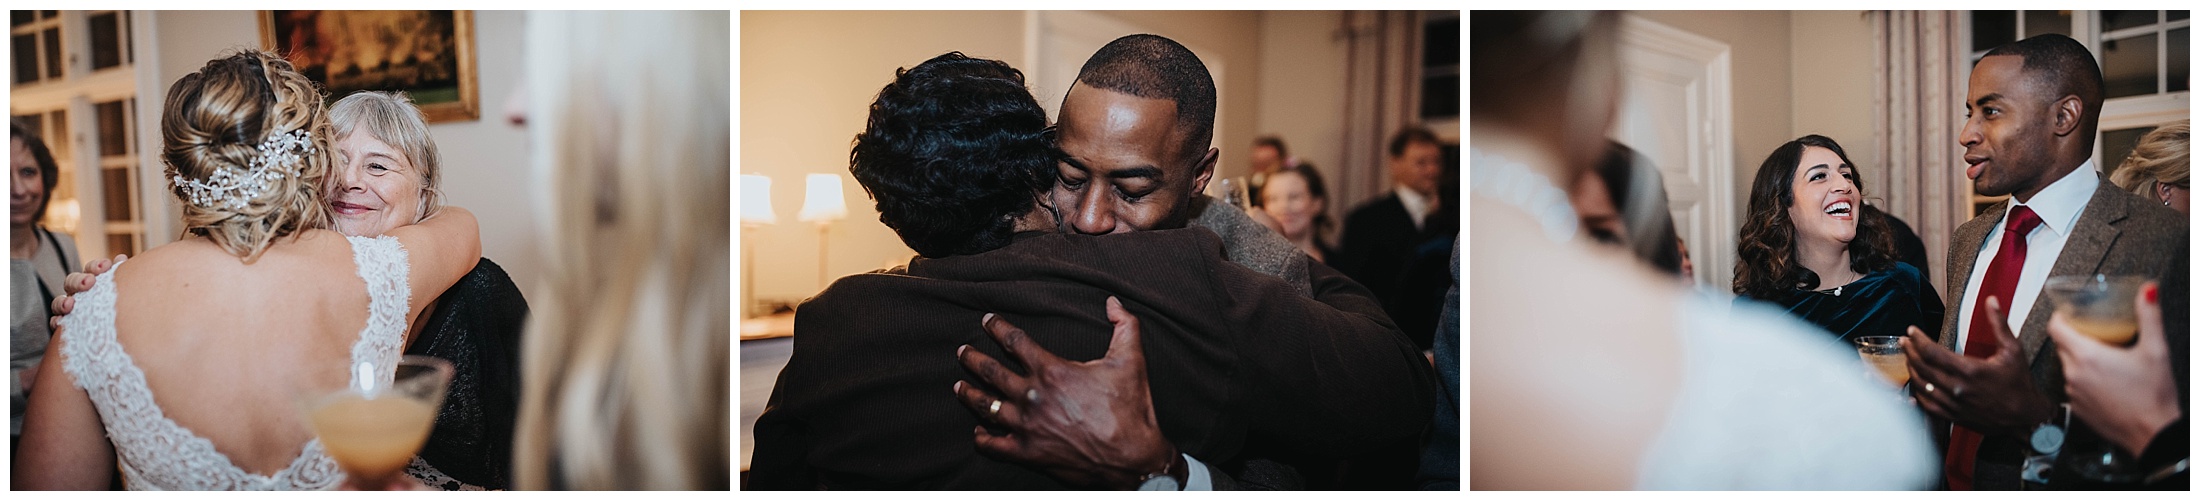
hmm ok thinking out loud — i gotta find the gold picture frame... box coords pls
[259,10,479,123]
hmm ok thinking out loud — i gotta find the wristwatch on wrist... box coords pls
[2029,421,2065,456]
[1136,453,1188,491]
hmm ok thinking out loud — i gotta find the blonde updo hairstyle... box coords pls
[160,49,332,263]
[328,91,444,220]
[2110,120,2190,199]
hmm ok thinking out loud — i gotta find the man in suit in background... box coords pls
[1902,33,2189,490]
[1336,127,1449,349]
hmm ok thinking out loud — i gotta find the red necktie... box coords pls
[1945,205,2043,490]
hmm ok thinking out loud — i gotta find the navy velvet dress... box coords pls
[1741,262,1944,344]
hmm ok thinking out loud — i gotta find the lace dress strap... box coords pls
[346,235,413,388]
[56,261,344,490]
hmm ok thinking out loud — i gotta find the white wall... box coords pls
[142,10,540,294]
[1788,11,1879,190]
[1255,11,1352,237]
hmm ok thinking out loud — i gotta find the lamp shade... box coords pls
[797,173,849,223]
[740,174,777,225]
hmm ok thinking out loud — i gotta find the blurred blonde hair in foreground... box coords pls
[510,11,731,490]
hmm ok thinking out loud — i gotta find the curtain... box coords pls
[1336,11,1422,211]
[1871,10,1969,297]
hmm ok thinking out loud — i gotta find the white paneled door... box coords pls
[1614,15,1737,289]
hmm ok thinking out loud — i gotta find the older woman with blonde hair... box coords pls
[15,49,481,490]
[2109,120,2190,214]
[509,11,728,490]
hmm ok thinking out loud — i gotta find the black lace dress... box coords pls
[403,258,528,490]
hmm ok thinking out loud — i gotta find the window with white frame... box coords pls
[11,9,143,258]
[1963,10,2189,215]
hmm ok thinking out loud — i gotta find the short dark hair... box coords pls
[1253,135,1288,157]
[850,52,1056,258]
[1733,134,1898,300]
[11,119,60,224]
[1981,34,2105,152]
[1073,34,1216,161]
[1388,126,1440,158]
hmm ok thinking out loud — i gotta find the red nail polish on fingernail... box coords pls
[2146,285,2159,304]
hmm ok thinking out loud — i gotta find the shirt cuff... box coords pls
[1184,453,1212,491]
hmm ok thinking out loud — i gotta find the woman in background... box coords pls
[508,11,730,490]
[1733,135,1942,345]
[12,120,77,450]
[1257,163,1335,263]
[2109,120,2189,215]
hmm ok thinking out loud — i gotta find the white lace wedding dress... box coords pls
[56,236,411,490]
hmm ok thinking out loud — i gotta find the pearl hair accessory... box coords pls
[172,128,312,210]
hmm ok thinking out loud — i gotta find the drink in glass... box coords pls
[2042,275,2146,346]
[1851,336,1908,388]
[301,356,453,487]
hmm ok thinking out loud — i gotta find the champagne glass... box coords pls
[1217,177,1252,211]
[300,355,453,488]
[2041,274,2147,484]
[1851,336,1910,390]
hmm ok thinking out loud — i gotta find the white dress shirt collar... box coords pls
[2009,159,2098,237]
[1396,185,1434,231]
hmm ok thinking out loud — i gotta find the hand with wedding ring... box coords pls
[953,297,1178,490]
[1900,296,2056,436]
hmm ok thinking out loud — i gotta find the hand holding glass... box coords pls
[300,356,452,488]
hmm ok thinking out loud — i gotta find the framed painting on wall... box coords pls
[259,10,479,123]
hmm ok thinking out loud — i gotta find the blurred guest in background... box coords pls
[11,120,75,451]
[1733,134,1943,345]
[1247,135,1289,206]
[1470,11,1933,489]
[2109,120,2189,215]
[1572,141,1682,276]
[509,11,730,490]
[1337,126,1450,349]
[1257,163,1335,263]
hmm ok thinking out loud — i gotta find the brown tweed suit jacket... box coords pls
[1937,174,2189,489]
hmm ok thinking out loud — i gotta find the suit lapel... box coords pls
[2019,183,2127,361]
[1941,202,2003,352]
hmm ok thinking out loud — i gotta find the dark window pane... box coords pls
[12,10,32,27]
[1420,74,1459,119]
[2102,126,2157,182]
[105,233,135,257]
[96,100,127,157]
[47,109,66,159]
[2101,11,2157,32]
[13,33,37,84]
[124,11,132,64]
[101,167,131,222]
[90,12,120,70]
[1423,18,1458,66]
[2171,28,2189,93]
[42,27,60,78]
[2171,11,2189,21]
[2023,10,2070,38]
[2101,34,2159,98]
[1972,11,2016,50]
[13,114,40,139]
[40,11,54,20]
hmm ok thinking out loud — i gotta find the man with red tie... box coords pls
[1901,34,2188,490]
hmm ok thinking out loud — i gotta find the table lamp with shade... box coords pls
[798,173,849,290]
[739,174,776,318]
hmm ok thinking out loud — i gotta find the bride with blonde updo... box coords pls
[16,49,481,490]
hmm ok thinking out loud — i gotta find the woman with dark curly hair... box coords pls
[748,52,1433,490]
[1733,134,1943,344]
